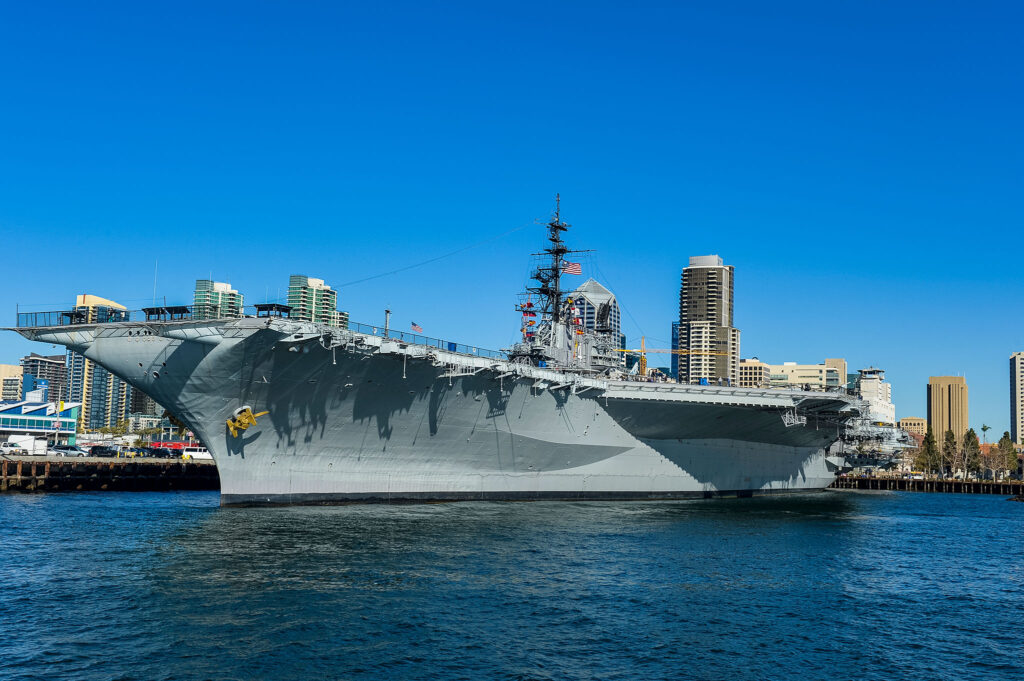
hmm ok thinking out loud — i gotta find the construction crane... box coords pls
[615,336,728,376]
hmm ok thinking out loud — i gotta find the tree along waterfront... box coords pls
[912,428,1020,480]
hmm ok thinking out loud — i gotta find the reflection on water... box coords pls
[1,491,1022,681]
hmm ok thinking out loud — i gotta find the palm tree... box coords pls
[982,424,991,444]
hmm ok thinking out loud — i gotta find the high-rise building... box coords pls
[738,358,770,388]
[0,365,22,401]
[670,322,680,379]
[287,275,343,326]
[899,417,927,437]
[1011,352,1024,444]
[66,294,133,430]
[130,390,162,417]
[570,279,622,337]
[570,278,626,364]
[927,376,968,439]
[193,280,244,320]
[677,255,739,385]
[20,353,67,401]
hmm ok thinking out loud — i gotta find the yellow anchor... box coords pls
[227,405,269,438]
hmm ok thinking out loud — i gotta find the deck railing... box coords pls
[344,321,505,359]
[14,305,506,360]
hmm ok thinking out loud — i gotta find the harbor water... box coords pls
[1,491,1022,680]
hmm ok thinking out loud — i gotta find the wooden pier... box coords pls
[831,476,1023,496]
[0,457,219,493]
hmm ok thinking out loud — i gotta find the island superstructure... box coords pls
[10,205,864,505]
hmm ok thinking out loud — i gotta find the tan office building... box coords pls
[898,417,927,437]
[0,364,23,401]
[767,362,842,391]
[738,358,770,388]
[825,358,847,388]
[927,376,968,439]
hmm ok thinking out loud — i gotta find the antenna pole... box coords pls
[384,309,391,337]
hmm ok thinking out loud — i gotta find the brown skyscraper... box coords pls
[927,376,968,439]
[677,255,740,385]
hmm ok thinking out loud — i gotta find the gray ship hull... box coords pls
[15,318,860,505]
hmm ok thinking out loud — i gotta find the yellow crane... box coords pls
[615,336,728,376]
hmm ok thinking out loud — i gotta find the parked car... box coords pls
[50,444,90,457]
[1,441,29,456]
[133,446,166,458]
[90,445,118,458]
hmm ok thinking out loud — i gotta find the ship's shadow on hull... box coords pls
[603,399,835,490]
[641,438,827,492]
[247,345,631,474]
[225,429,261,458]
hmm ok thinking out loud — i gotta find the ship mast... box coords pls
[514,195,591,366]
[527,193,574,323]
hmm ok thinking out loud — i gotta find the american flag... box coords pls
[561,261,582,275]
[411,322,423,333]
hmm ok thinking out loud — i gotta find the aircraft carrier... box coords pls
[10,207,864,505]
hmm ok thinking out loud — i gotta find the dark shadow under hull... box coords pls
[220,487,823,506]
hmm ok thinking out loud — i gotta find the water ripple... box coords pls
[1,490,1022,680]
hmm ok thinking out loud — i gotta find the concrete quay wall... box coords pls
[832,476,1023,496]
[0,456,220,493]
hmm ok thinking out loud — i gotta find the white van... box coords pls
[181,446,213,460]
[6,436,48,456]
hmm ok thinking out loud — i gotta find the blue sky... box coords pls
[1,1,1021,434]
